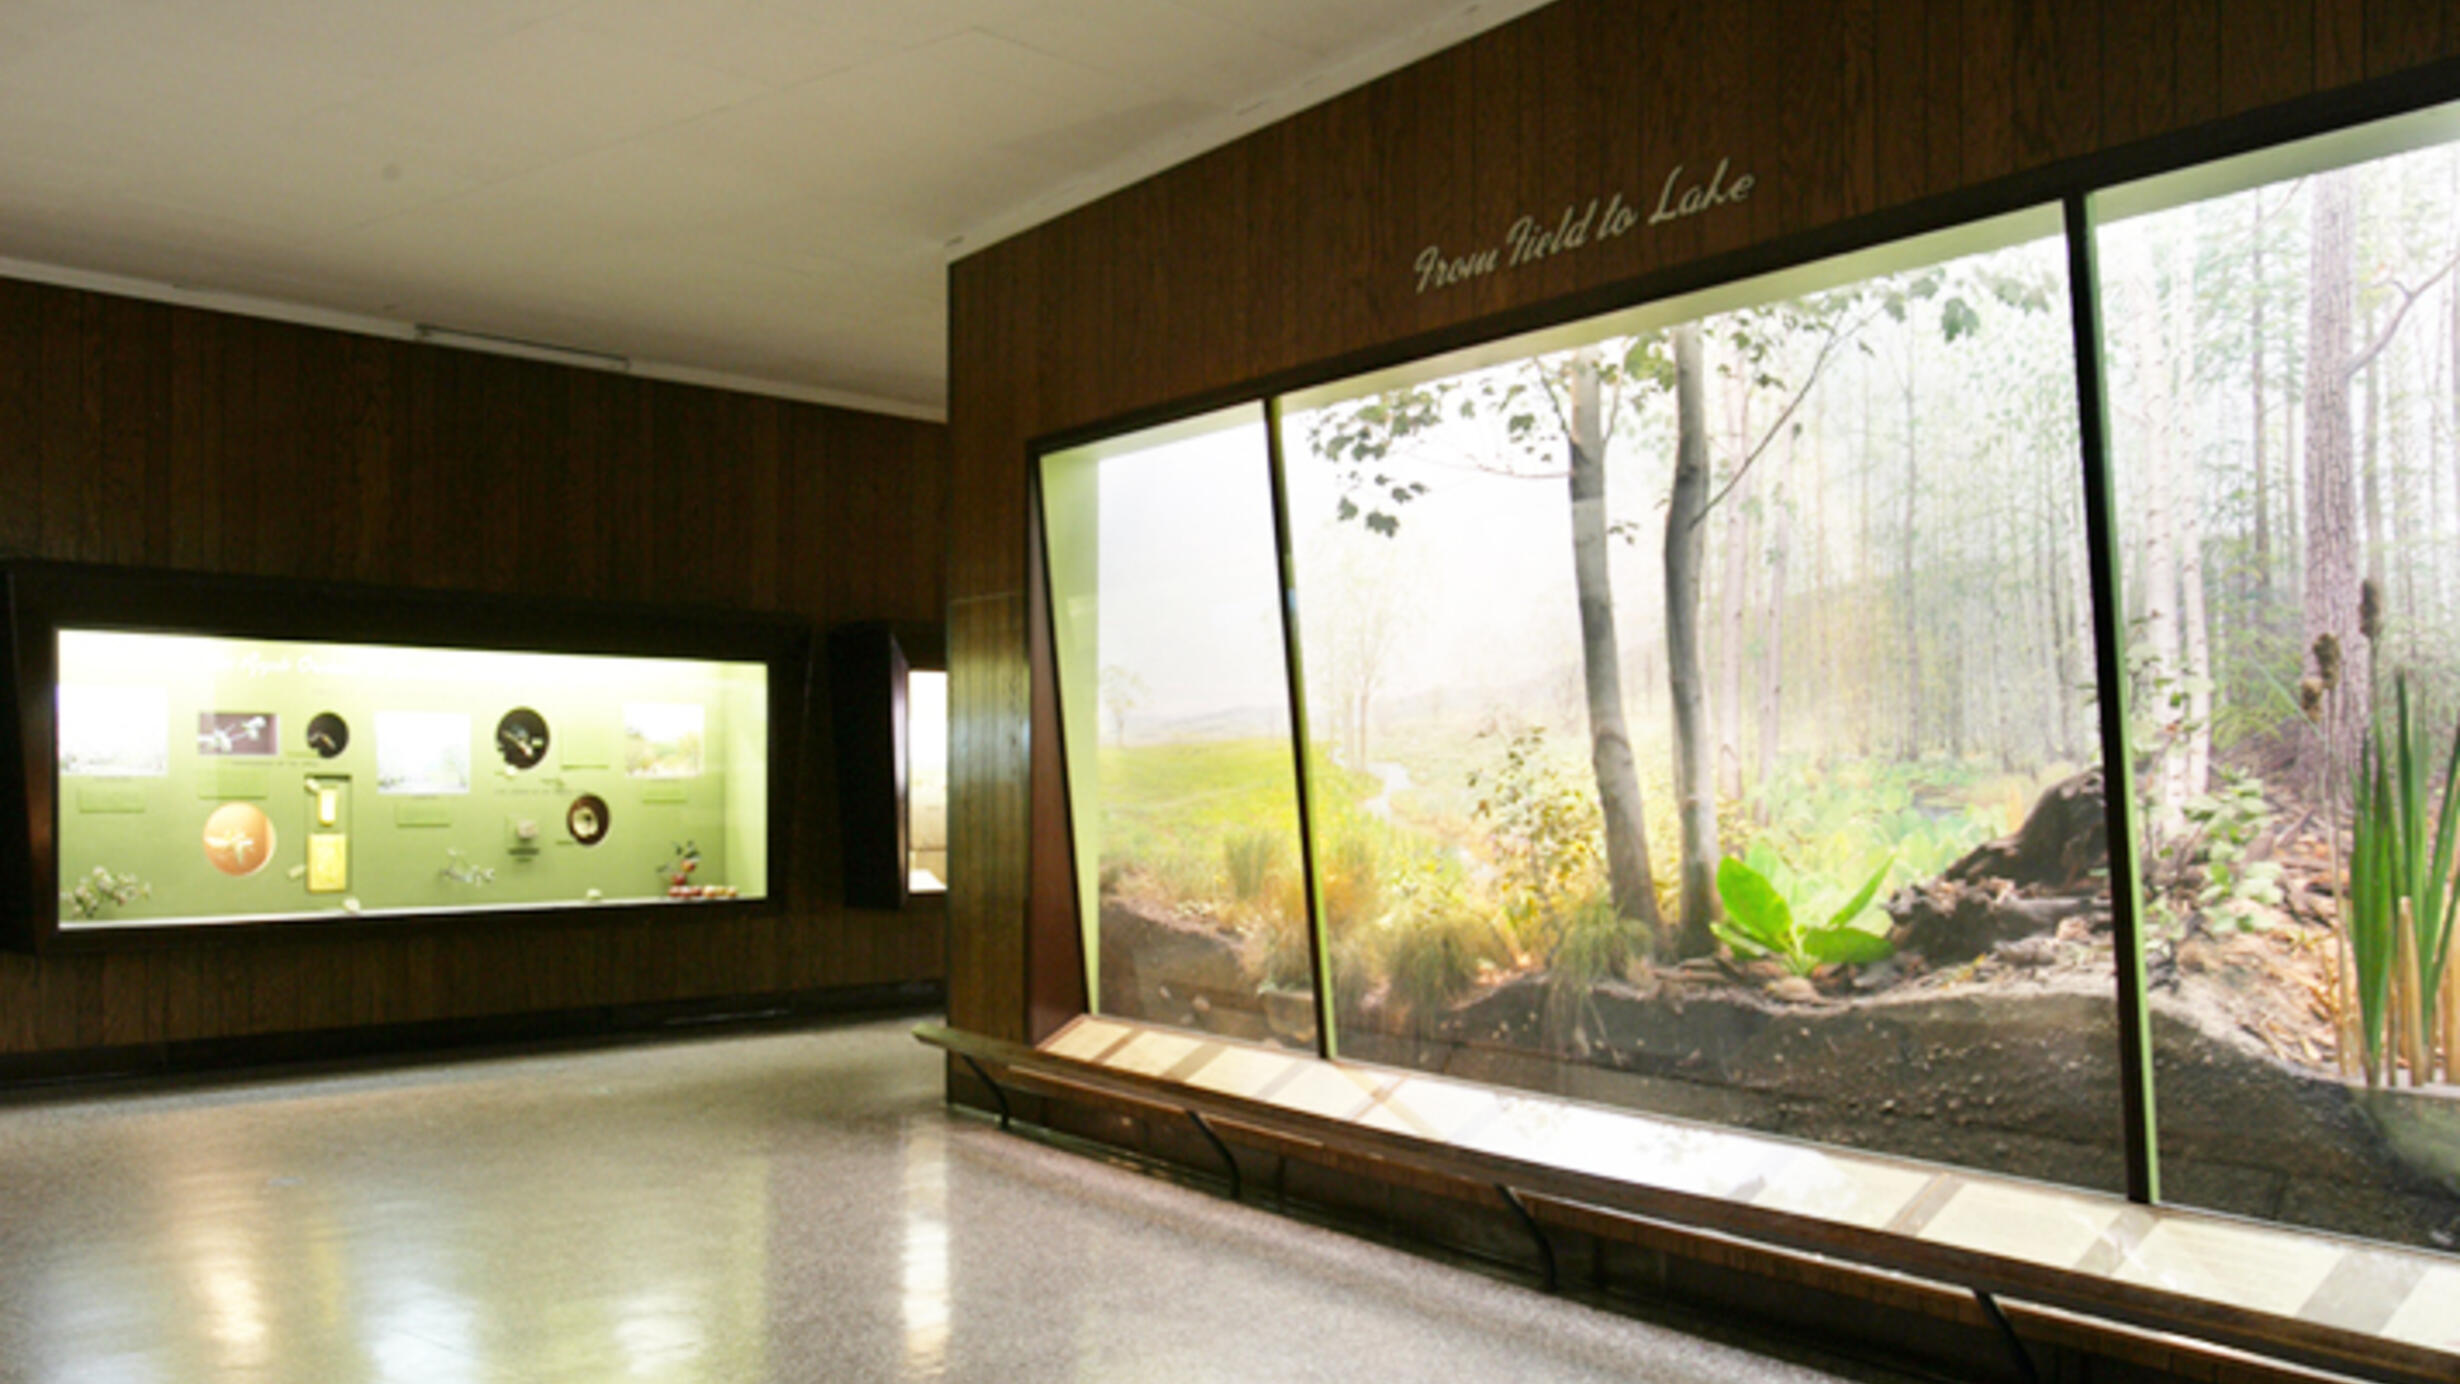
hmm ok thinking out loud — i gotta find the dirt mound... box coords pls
[1422,965,2460,1248]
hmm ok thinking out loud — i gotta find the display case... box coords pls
[828,621,945,910]
[3,563,808,951]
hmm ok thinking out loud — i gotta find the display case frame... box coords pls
[828,620,946,912]
[2,561,811,953]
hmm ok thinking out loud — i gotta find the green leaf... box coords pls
[1715,856,1793,950]
[1821,855,1894,932]
[1802,926,1895,966]
[1711,920,1775,960]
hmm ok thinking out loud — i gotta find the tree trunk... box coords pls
[1899,333,1923,761]
[2306,170,2368,768]
[2252,193,2272,607]
[1565,346,1663,931]
[2448,215,2460,626]
[2364,300,2385,598]
[1665,324,1721,955]
[2136,251,2190,839]
[1756,450,1791,811]
[2444,260,2459,627]
[1858,360,1876,759]
[2393,355,2420,656]
[1716,376,1752,803]
[2171,250,2213,815]
[2039,455,2070,762]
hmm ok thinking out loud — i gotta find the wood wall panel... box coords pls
[2100,1,2177,150]
[2219,0,2314,118]
[2319,2,2364,90]
[2369,1,2443,80]
[943,0,2460,1041]
[0,278,950,1064]
[948,591,1029,1044]
[2012,0,2099,167]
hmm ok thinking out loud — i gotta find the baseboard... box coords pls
[0,979,946,1093]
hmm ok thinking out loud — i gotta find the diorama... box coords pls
[5,564,801,948]
[1040,101,2460,1256]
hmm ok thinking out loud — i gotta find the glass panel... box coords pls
[908,669,948,894]
[2098,100,2460,1252]
[1040,406,1317,1049]
[54,630,768,927]
[1279,209,2119,1190]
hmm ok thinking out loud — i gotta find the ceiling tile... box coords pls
[303,15,769,190]
[987,1,1312,108]
[560,0,904,90]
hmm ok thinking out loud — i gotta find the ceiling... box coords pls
[0,0,1548,418]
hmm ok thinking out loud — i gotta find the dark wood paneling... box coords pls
[2319,1,2365,88]
[2219,0,2314,117]
[2013,0,2100,166]
[942,0,2460,1040]
[0,281,949,1063]
[1874,0,1931,206]
[1959,0,2019,186]
[2368,0,2442,80]
[948,591,1029,1042]
[2101,0,2178,148]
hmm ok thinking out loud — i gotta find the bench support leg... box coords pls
[1498,1185,1558,1292]
[1187,1110,1241,1200]
[957,1053,1012,1132]
[1974,1290,2039,1384]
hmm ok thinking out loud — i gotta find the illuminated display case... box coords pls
[1023,96,2460,1261]
[3,562,807,951]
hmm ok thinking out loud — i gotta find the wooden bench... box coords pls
[918,1016,2460,1384]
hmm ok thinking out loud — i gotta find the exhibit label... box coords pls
[1411,157,1755,295]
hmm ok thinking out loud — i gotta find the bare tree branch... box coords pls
[2345,248,2460,379]
[1692,306,1877,526]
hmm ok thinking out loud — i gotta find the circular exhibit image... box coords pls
[306,711,350,758]
[202,801,276,877]
[496,707,550,770]
[567,793,610,846]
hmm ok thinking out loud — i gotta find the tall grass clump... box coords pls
[2347,672,2460,1087]
[1542,894,1647,1053]
[1222,827,1286,903]
[1383,907,1501,1039]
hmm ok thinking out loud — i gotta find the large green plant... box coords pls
[1712,854,1895,978]
[2347,675,2460,1086]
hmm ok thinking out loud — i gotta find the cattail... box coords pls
[2360,579,2383,643]
[2300,678,2325,723]
[2314,633,2344,692]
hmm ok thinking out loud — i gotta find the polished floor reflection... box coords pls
[0,1018,1913,1383]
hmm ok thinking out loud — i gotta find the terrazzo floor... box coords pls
[0,1016,1923,1383]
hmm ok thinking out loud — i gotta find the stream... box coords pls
[1363,760,1412,820]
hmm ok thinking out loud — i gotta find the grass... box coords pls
[1097,737,1374,907]
[1097,726,2061,1030]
